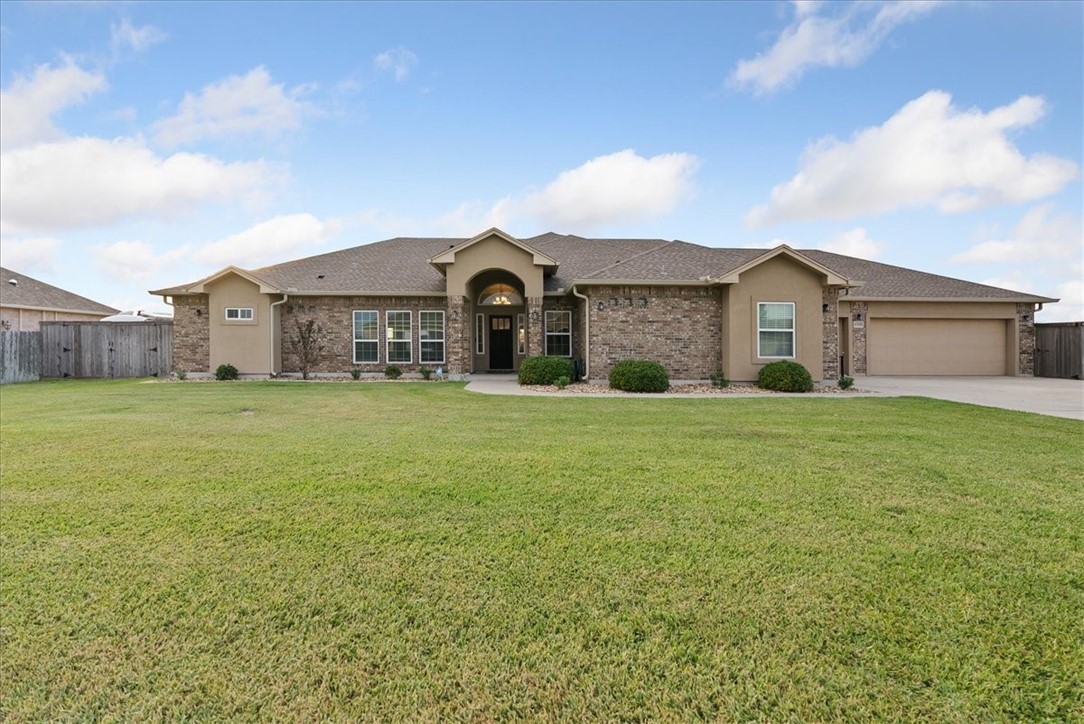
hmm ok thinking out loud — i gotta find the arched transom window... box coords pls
[478,283,523,306]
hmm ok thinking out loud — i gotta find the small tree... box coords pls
[288,318,325,380]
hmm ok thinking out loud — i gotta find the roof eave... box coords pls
[844,295,1059,304]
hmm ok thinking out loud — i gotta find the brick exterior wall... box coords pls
[822,287,840,380]
[849,301,869,375]
[279,296,449,375]
[445,295,469,374]
[172,294,210,372]
[1017,303,1036,376]
[582,285,722,381]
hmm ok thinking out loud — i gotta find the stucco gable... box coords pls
[428,227,558,271]
[713,245,852,286]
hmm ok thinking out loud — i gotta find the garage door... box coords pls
[868,318,1008,375]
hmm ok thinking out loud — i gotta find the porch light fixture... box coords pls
[597,301,604,311]
[822,303,830,313]
[530,310,540,322]
[450,309,459,321]
[854,312,863,321]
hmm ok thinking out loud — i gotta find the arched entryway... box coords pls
[469,270,526,372]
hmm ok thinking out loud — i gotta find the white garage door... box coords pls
[868,318,1008,375]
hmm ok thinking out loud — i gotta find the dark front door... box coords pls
[489,316,513,370]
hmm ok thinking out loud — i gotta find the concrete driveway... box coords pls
[857,376,1084,420]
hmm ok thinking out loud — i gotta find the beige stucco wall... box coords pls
[207,274,272,374]
[444,235,544,299]
[723,255,826,382]
[1,307,108,332]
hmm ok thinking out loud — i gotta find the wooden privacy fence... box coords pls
[0,331,43,384]
[41,321,173,379]
[1034,322,1082,379]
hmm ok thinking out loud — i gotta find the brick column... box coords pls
[1017,303,1036,376]
[851,301,868,375]
[527,297,544,357]
[822,287,840,381]
[445,295,468,375]
[172,294,210,372]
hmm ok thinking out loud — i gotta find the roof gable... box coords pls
[428,227,558,270]
[713,246,851,286]
[183,267,282,294]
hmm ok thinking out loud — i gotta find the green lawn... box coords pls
[1,380,1082,720]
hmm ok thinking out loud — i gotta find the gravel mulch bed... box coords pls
[526,382,869,395]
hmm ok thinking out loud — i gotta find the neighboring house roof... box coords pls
[0,267,118,315]
[150,234,1057,304]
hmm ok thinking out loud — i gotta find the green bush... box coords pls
[709,371,730,388]
[350,367,362,380]
[609,360,669,393]
[384,365,402,379]
[175,370,188,381]
[555,375,570,390]
[757,360,813,392]
[419,367,432,381]
[838,375,855,390]
[518,356,574,386]
[214,363,239,381]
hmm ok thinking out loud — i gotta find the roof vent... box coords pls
[316,274,325,279]
[7,279,16,286]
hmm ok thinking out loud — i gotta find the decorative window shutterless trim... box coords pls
[225,307,254,321]
[517,313,526,355]
[386,310,412,364]
[476,313,485,355]
[758,302,795,358]
[353,310,379,364]
[420,310,445,364]
[545,310,572,357]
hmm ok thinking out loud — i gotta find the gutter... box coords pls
[571,285,590,380]
[269,294,288,377]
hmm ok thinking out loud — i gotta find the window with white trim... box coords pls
[225,307,253,321]
[758,302,795,358]
[386,311,412,363]
[476,313,485,355]
[545,310,572,357]
[420,310,445,364]
[517,313,526,355]
[353,310,379,363]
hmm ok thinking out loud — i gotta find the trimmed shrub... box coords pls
[384,365,402,379]
[175,370,188,381]
[518,356,574,386]
[838,375,855,390]
[419,367,433,381]
[350,367,362,380]
[214,363,239,381]
[555,375,570,390]
[609,360,669,393]
[709,370,730,388]
[757,360,813,392]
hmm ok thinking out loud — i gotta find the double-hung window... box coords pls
[420,311,445,364]
[386,311,412,363]
[545,310,572,357]
[758,302,795,358]
[353,310,379,363]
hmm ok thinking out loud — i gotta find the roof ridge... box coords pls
[580,239,675,279]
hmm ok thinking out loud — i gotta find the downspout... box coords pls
[269,294,288,377]
[571,285,590,380]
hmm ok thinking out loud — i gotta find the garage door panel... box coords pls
[869,319,1007,375]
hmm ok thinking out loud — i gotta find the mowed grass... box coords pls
[1,380,1082,720]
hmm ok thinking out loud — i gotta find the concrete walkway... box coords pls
[465,373,1084,419]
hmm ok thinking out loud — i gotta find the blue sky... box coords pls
[1,1,1081,319]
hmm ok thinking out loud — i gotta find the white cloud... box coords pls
[1043,279,1083,322]
[0,61,107,149]
[950,205,1082,264]
[730,1,942,95]
[483,149,699,232]
[746,91,1079,227]
[0,137,280,235]
[193,213,343,268]
[820,227,884,259]
[374,47,418,82]
[110,18,167,55]
[152,67,309,146]
[0,237,62,273]
[93,240,191,282]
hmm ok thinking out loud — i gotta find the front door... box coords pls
[489,316,513,370]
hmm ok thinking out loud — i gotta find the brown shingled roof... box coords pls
[151,233,1056,303]
[1,267,118,315]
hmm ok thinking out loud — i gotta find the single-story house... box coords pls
[1,267,118,332]
[151,228,1057,381]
